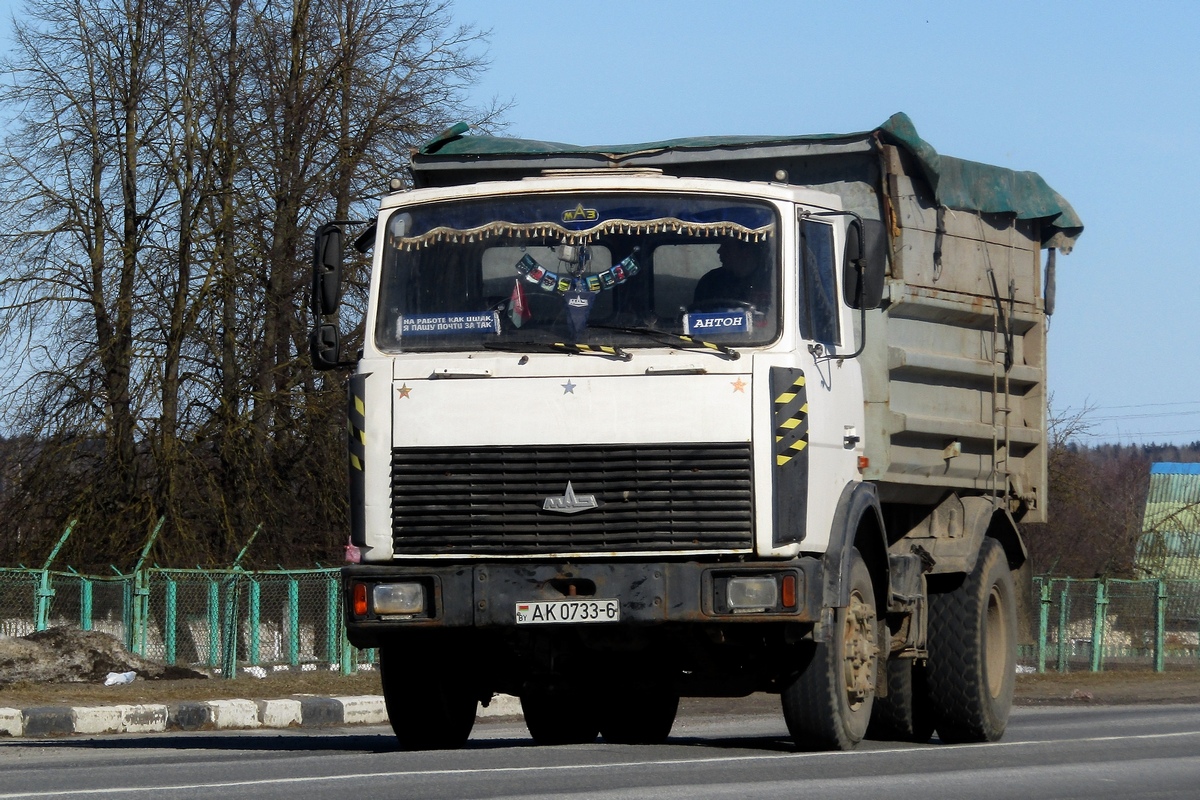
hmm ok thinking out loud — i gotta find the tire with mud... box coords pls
[379,644,478,750]
[925,537,1017,743]
[781,548,879,751]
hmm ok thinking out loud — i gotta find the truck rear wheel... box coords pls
[598,687,679,744]
[926,537,1017,743]
[866,656,935,743]
[781,548,878,751]
[379,644,478,750]
[522,687,600,745]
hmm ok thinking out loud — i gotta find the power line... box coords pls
[1076,429,1200,439]
[1065,400,1200,412]
[1090,410,1200,422]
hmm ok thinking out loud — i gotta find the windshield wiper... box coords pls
[482,341,632,361]
[590,325,740,360]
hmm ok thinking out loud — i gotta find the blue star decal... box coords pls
[562,380,576,394]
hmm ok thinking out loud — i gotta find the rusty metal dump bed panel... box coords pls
[855,142,1049,521]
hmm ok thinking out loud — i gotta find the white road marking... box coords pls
[3,729,1200,798]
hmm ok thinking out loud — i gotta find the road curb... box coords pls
[0,693,523,739]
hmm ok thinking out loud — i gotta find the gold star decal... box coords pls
[731,378,746,393]
[398,384,412,399]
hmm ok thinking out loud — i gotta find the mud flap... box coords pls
[1012,559,1035,645]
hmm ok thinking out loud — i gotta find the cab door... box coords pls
[778,215,864,555]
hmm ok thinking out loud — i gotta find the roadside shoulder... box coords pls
[0,693,523,739]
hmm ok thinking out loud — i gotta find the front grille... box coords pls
[391,443,753,555]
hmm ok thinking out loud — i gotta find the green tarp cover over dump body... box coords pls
[410,113,1082,251]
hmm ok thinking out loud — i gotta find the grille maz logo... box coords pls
[542,481,599,514]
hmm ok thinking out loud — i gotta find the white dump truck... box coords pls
[315,113,1082,750]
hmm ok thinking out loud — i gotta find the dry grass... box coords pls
[1014,668,1200,705]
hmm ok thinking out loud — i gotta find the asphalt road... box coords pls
[2,704,1199,799]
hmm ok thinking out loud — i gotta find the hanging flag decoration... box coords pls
[509,278,532,327]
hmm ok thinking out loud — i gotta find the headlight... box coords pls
[726,576,779,611]
[373,582,425,615]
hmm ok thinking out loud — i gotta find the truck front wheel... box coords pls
[925,537,1017,743]
[379,644,478,750]
[781,548,878,750]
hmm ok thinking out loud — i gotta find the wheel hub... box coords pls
[985,585,1008,697]
[843,591,878,709]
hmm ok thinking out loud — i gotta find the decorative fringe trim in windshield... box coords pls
[388,217,775,251]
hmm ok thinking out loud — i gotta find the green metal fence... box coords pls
[1023,577,1200,672]
[5,566,1200,676]
[0,565,375,677]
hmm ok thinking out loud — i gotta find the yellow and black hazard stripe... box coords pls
[552,342,632,361]
[773,373,809,467]
[677,334,737,358]
[347,374,368,546]
[348,383,366,473]
[770,367,809,547]
[573,344,621,357]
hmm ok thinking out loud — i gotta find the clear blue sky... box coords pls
[1,0,1194,445]
[452,0,1200,445]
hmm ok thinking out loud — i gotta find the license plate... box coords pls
[515,598,620,625]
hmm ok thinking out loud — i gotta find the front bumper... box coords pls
[343,559,824,648]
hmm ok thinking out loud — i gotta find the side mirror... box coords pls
[310,323,341,371]
[312,223,344,316]
[842,219,887,310]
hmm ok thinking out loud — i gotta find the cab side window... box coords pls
[799,220,840,345]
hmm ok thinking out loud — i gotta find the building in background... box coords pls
[1135,463,1200,580]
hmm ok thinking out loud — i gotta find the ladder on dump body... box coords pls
[984,216,1015,508]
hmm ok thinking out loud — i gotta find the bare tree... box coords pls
[1023,399,1153,577]
[0,0,178,563]
[0,0,501,568]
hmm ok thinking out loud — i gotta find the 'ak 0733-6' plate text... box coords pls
[515,599,620,624]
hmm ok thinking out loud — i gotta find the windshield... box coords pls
[374,193,780,354]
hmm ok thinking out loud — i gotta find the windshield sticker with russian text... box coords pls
[400,312,500,336]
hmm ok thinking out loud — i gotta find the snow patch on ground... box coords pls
[0,628,208,686]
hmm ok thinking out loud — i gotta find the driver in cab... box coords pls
[692,238,770,310]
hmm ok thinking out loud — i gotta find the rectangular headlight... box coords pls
[727,576,779,610]
[373,582,425,615]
